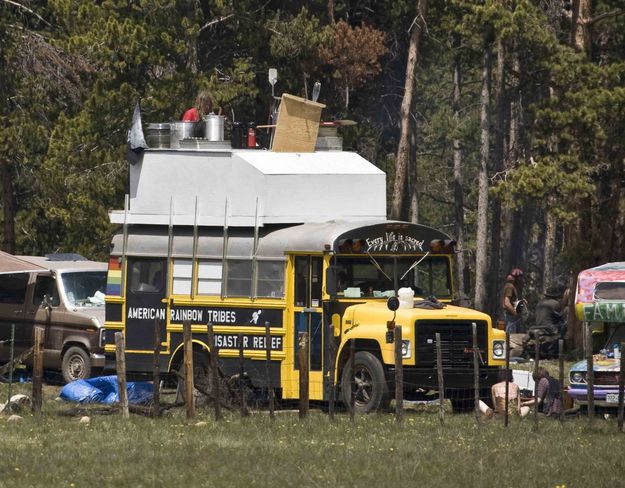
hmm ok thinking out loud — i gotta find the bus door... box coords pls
[293,255,324,400]
[124,258,167,357]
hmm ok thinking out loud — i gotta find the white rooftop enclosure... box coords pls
[110,148,387,227]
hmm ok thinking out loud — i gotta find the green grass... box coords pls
[1,381,624,488]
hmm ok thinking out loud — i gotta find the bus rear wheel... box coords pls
[175,353,212,405]
[340,351,389,413]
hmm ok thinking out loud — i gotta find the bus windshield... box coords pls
[61,271,107,307]
[334,255,451,299]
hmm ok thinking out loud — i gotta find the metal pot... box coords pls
[203,114,225,142]
[170,121,197,148]
[146,123,170,149]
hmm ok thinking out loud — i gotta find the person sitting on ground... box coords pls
[522,367,563,417]
[491,369,530,418]
[182,90,214,122]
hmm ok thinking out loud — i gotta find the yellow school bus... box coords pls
[104,118,505,412]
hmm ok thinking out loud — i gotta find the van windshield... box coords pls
[61,271,107,307]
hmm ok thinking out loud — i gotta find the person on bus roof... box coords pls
[182,90,215,122]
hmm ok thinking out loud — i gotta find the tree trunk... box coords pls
[571,0,591,54]
[474,43,493,311]
[502,52,521,277]
[451,34,467,306]
[390,0,427,220]
[543,206,556,293]
[0,159,16,254]
[408,123,418,223]
[487,37,506,319]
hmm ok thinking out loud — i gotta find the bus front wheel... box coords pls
[340,351,389,413]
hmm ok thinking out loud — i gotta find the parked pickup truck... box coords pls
[0,252,107,383]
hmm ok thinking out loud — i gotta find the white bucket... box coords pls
[398,287,415,309]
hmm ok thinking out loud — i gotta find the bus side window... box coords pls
[130,260,164,293]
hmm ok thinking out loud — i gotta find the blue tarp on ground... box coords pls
[60,375,153,405]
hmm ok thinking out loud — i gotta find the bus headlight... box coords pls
[401,340,412,359]
[492,340,505,359]
[571,372,586,384]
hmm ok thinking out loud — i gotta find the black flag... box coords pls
[125,101,148,165]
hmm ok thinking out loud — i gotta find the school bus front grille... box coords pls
[413,320,488,368]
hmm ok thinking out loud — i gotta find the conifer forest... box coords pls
[2,1,624,349]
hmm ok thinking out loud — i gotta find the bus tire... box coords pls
[340,351,389,413]
[175,352,211,405]
[61,346,91,384]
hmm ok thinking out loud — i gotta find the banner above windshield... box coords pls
[334,223,454,255]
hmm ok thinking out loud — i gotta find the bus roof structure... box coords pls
[109,148,386,227]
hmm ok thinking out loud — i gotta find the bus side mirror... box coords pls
[326,266,339,297]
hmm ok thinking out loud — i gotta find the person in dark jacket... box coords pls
[534,286,568,337]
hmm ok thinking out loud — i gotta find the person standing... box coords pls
[502,268,525,334]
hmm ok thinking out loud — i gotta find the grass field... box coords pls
[1,381,624,488]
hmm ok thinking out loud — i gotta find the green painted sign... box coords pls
[583,302,625,323]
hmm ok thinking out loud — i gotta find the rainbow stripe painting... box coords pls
[106,257,122,296]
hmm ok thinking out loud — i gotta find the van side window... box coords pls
[34,276,60,307]
[0,273,29,304]
[129,260,164,293]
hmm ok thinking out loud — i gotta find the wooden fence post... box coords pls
[153,318,161,417]
[299,332,309,419]
[435,332,444,426]
[206,323,221,421]
[238,333,248,417]
[394,325,404,423]
[183,320,195,419]
[618,341,625,433]
[504,331,510,427]
[534,331,540,430]
[7,323,15,406]
[265,322,275,420]
[558,339,564,423]
[115,331,129,419]
[349,339,355,421]
[586,323,594,425]
[472,323,480,424]
[32,326,44,415]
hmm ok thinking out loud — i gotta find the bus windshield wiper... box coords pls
[399,252,430,281]
[366,252,392,282]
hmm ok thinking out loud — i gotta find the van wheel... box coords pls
[340,351,389,413]
[62,346,91,383]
